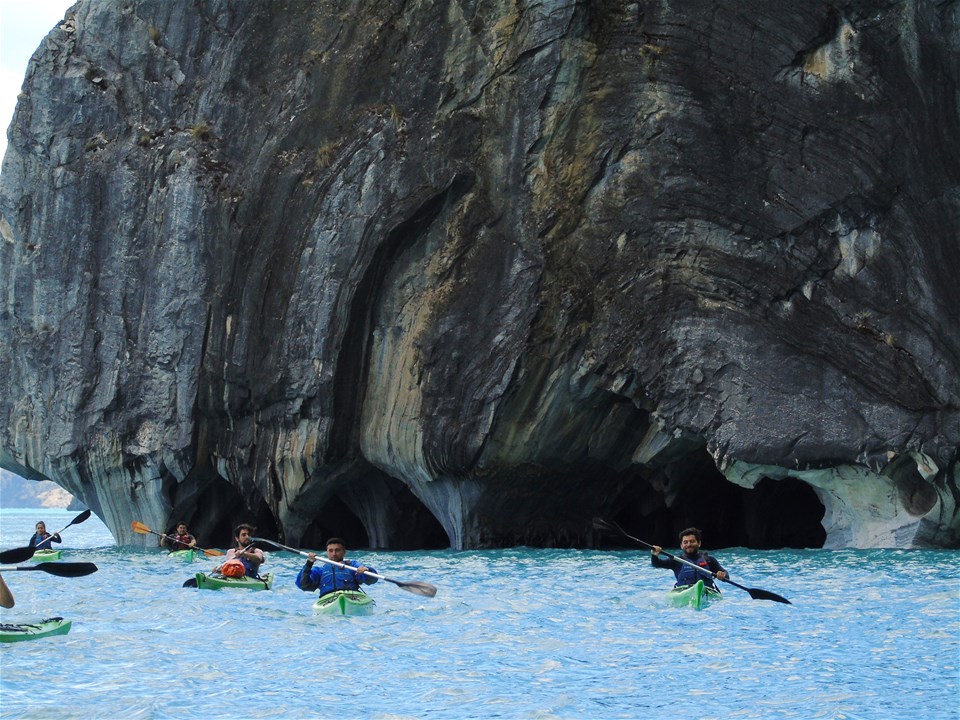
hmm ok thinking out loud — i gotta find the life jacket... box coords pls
[220,559,246,578]
[676,553,717,588]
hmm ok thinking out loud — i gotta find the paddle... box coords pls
[0,562,99,577]
[130,521,225,556]
[32,509,93,550]
[251,537,438,598]
[0,546,36,564]
[592,517,791,604]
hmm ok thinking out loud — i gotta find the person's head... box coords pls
[679,527,702,555]
[325,537,346,561]
[234,523,256,545]
[35,521,46,534]
[176,522,189,535]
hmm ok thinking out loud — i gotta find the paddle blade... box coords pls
[0,546,36,564]
[746,587,791,604]
[131,521,152,534]
[392,580,438,598]
[69,509,92,526]
[200,547,225,557]
[29,562,98,577]
[592,517,616,533]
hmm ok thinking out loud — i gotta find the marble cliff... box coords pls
[0,0,957,550]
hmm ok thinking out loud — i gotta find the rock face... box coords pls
[1,0,957,550]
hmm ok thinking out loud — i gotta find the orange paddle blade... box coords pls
[201,547,225,557]
[131,521,152,534]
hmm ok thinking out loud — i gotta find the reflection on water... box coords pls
[1,509,958,719]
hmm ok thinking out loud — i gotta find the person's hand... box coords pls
[306,552,317,562]
[716,571,728,580]
[356,566,369,576]
[652,545,663,556]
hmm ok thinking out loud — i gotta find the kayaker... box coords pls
[29,521,62,551]
[0,572,14,608]
[651,527,728,590]
[295,537,378,597]
[160,522,198,552]
[213,523,265,578]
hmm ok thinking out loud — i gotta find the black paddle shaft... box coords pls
[593,518,791,604]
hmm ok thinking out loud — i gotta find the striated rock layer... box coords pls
[1,0,957,549]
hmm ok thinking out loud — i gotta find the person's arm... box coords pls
[240,548,265,567]
[651,547,675,569]
[353,561,378,585]
[296,554,320,591]
[187,535,198,548]
[213,547,237,573]
[0,573,14,608]
[160,533,170,547]
[706,554,728,580]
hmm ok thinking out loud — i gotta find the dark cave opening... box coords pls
[180,475,279,550]
[299,480,449,551]
[299,494,369,550]
[608,450,826,550]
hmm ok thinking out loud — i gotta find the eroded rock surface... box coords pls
[1,1,957,549]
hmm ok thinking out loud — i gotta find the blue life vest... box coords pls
[675,553,718,588]
[296,559,378,596]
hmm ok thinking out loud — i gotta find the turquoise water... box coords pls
[1,508,958,720]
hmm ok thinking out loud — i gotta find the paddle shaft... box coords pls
[639,539,727,584]
[595,518,791,604]
[252,539,381,579]
[34,509,92,549]
[130,521,223,556]
[251,537,437,597]
[52,509,92,536]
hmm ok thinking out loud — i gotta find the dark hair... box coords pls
[234,523,256,537]
[679,527,702,542]
[325,537,346,548]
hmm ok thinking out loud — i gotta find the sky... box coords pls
[0,0,76,165]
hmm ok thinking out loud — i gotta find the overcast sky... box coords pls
[0,0,76,165]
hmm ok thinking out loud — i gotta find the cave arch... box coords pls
[177,473,279,549]
[609,449,826,550]
[300,478,449,551]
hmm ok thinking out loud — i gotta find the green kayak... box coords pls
[312,590,375,616]
[167,549,197,562]
[32,549,63,562]
[0,617,72,643]
[193,572,273,590]
[666,580,722,610]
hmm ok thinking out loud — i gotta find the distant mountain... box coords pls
[0,469,76,509]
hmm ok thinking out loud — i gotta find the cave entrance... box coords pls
[300,495,369,551]
[610,449,826,550]
[179,474,279,549]
[299,476,449,551]
[741,476,826,549]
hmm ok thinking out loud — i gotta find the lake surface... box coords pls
[1,508,958,720]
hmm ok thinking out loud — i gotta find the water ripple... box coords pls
[1,512,957,719]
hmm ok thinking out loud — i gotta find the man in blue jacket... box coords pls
[296,537,378,597]
[651,527,728,590]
